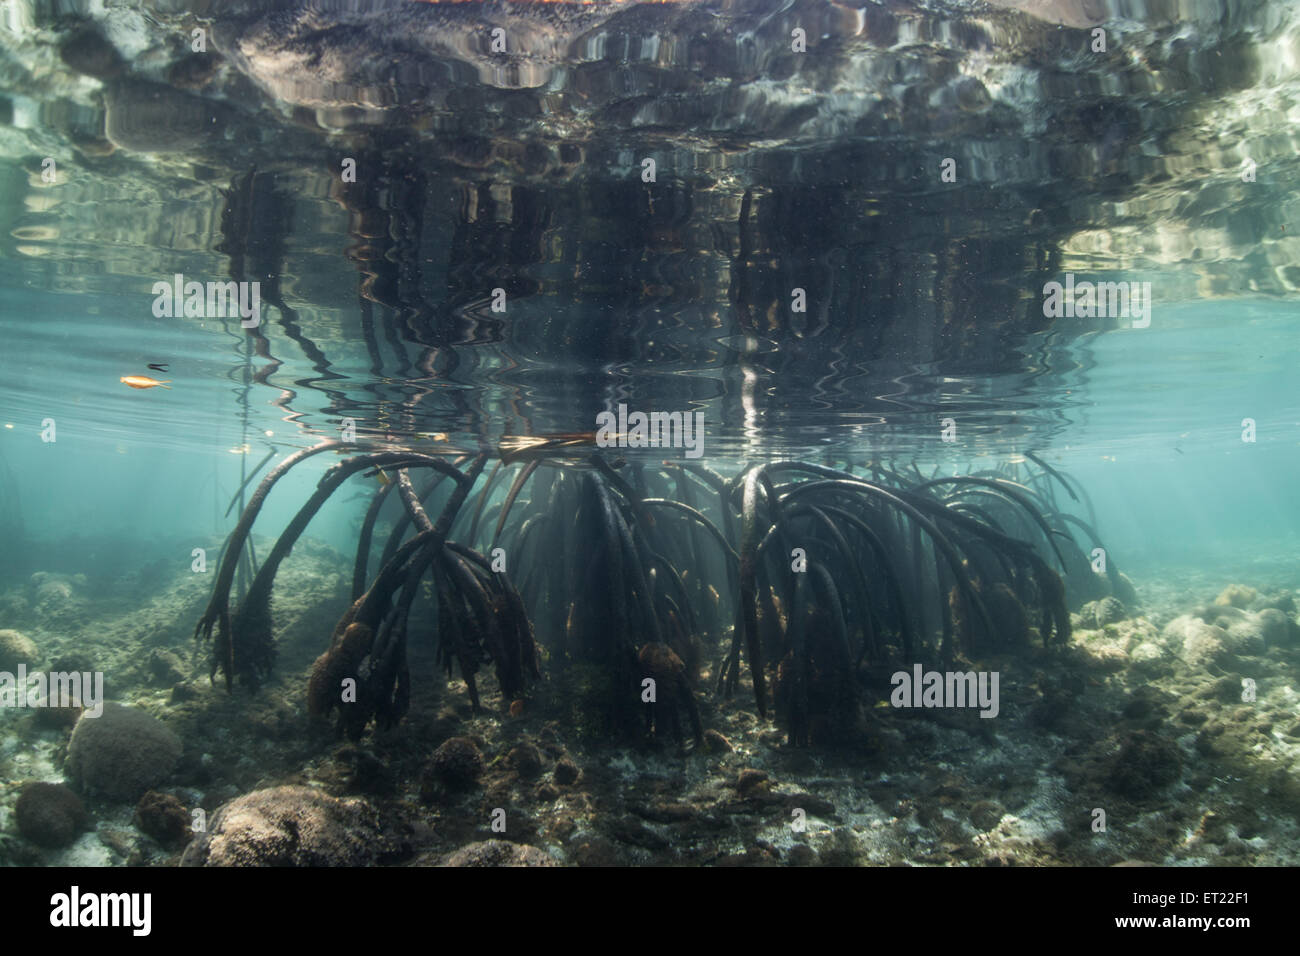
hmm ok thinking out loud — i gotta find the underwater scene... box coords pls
[0,0,1298,879]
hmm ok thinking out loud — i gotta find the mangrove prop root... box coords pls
[220,451,463,687]
[200,442,1108,746]
[197,439,342,689]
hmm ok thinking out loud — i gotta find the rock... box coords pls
[104,80,236,154]
[422,736,484,795]
[1215,584,1257,609]
[59,28,125,80]
[1107,731,1182,798]
[1250,591,1296,615]
[787,844,818,866]
[1164,616,1232,669]
[441,840,557,867]
[1201,604,1247,626]
[969,800,1006,831]
[147,648,186,685]
[1095,596,1126,627]
[0,628,39,670]
[609,816,670,850]
[1222,619,1266,658]
[535,782,560,802]
[168,53,223,90]
[702,728,733,753]
[553,756,579,785]
[170,682,200,703]
[1077,601,1099,629]
[1129,641,1164,663]
[15,782,87,848]
[574,837,619,866]
[631,800,696,824]
[134,791,190,845]
[785,792,836,818]
[1184,627,1229,668]
[506,742,543,780]
[735,768,770,797]
[1254,608,1292,648]
[29,572,81,616]
[717,846,779,866]
[48,651,95,674]
[180,786,399,866]
[66,703,183,801]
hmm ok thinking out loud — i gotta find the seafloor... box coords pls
[1,538,1297,867]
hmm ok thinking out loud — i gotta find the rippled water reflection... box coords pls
[1,0,1297,457]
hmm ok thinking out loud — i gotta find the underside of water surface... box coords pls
[0,0,1298,873]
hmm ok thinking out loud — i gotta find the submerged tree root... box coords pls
[199,443,1109,747]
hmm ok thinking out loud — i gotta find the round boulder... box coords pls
[1255,608,1293,648]
[441,840,557,867]
[424,736,484,793]
[15,782,87,848]
[0,628,39,670]
[180,786,398,867]
[67,702,182,801]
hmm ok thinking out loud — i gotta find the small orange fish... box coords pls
[121,376,170,390]
[509,699,525,718]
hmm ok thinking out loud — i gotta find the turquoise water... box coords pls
[1,0,1299,870]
